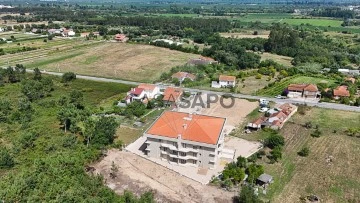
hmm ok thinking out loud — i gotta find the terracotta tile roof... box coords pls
[163,87,183,102]
[272,120,282,127]
[304,84,318,92]
[146,111,226,145]
[171,72,196,81]
[251,117,266,125]
[219,75,236,82]
[270,111,287,120]
[279,103,295,116]
[288,84,318,92]
[129,88,144,95]
[138,84,157,91]
[334,85,350,97]
[114,34,126,40]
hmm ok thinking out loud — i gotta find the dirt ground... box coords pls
[41,42,200,82]
[177,94,258,132]
[91,149,235,203]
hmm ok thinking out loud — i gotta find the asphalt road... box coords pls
[3,68,360,112]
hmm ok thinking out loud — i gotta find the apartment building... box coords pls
[143,111,226,169]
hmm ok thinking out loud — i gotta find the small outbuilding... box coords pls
[256,173,273,186]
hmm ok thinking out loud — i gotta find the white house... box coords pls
[137,84,160,99]
[211,75,236,88]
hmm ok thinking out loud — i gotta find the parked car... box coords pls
[275,95,282,99]
[259,107,269,112]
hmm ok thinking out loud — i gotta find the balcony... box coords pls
[160,143,177,151]
[178,155,198,160]
[177,147,199,153]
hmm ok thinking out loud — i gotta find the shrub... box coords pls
[264,133,285,149]
[62,72,76,83]
[298,147,310,157]
[311,129,322,138]
[255,74,262,79]
[0,148,14,169]
[270,146,282,162]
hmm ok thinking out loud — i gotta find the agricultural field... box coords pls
[235,13,293,23]
[282,18,343,27]
[37,42,200,82]
[258,52,293,67]
[220,30,270,39]
[236,107,360,202]
[257,76,337,96]
[237,75,277,95]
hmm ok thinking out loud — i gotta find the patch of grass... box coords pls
[28,52,84,68]
[282,18,343,27]
[115,126,142,145]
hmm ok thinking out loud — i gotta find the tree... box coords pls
[88,116,118,147]
[21,80,45,101]
[69,90,84,109]
[270,146,282,162]
[264,133,285,149]
[0,147,14,169]
[237,185,263,203]
[122,101,146,118]
[33,68,42,80]
[62,72,76,83]
[298,147,310,157]
[0,99,12,123]
[245,164,264,184]
[57,104,81,133]
[236,156,247,168]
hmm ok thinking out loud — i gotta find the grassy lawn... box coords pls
[258,52,293,67]
[237,75,277,95]
[257,75,337,96]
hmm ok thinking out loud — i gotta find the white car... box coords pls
[259,107,269,112]
[275,95,282,99]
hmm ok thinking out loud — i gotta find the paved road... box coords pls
[3,68,360,112]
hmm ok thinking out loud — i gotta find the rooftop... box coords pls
[288,84,318,92]
[138,83,157,91]
[146,111,226,145]
[219,75,236,82]
[334,85,350,97]
[163,87,183,102]
[172,72,196,80]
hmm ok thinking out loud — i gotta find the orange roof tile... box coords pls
[163,87,183,102]
[146,111,225,145]
[334,85,350,97]
[219,75,236,82]
[288,84,318,92]
[138,84,157,91]
[171,72,196,80]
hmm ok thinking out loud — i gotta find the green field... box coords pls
[257,76,337,96]
[282,18,343,27]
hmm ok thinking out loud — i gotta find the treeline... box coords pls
[310,8,355,19]
[149,40,200,54]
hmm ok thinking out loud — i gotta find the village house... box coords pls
[286,84,320,99]
[211,75,236,88]
[143,111,226,169]
[247,103,297,130]
[114,34,127,42]
[333,85,350,99]
[171,72,196,82]
[62,29,75,37]
[125,84,160,104]
[80,32,100,38]
[187,56,218,66]
[162,87,183,105]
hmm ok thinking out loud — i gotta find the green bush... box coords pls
[298,147,310,157]
[0,148,14,169]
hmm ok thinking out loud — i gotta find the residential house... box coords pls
[171,72,196,82]
[125,87,146,104]
[143,111,226,169]
[162,87,183,104]
[187,56,218,66]
[137,84,160,99]
[62,29,75,37]
[287,84,320,98]
[333,85,350,99]
[337,69,360,76]
[212,75,236,88]
[247,103,297,130]
[114,34,127,42]
[247,117,266,130]
[80,32,100,38]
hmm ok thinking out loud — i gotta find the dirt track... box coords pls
[91,149,235,203]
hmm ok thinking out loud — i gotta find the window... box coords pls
[182,143,187,148]
[192,160,197,164]
[193,146,197,150]
[172,142,177,147]
[180,159,186,164]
